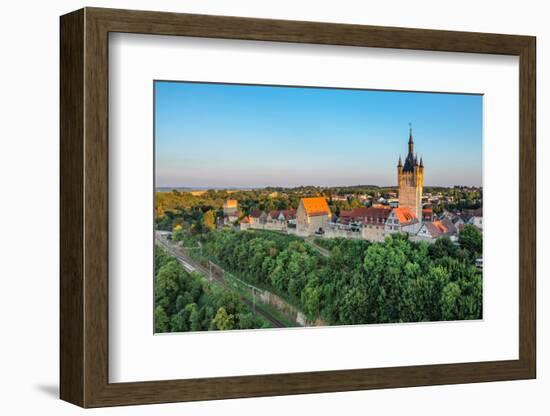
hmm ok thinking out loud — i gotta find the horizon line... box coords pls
[155,184,483,190]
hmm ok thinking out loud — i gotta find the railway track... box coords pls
[155,235,286,328]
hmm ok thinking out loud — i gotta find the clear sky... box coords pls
[155,81,482,188]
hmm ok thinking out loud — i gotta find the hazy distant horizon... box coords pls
[155,81,483,188]
[155,183,483,191]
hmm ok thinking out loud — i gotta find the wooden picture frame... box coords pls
[60,7,536,408]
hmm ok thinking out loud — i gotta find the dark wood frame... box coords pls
[60,7,536,408]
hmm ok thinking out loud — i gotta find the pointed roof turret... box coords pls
[408,125,414,154]
[420,156,424,167]
[403,126,416,173]
[397,155,402,167]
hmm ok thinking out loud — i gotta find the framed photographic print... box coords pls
[60,7,536,408]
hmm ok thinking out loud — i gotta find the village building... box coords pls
[223,199,239,215]
[223,210,241,226]
[359,207,392,242]
[238,208,297,231]
[384,207,421,236]
[296,197,332,236]
[281,209,297,226]
[397,128,424,220]
[260,209,289,231]
[267,210,284,224]
[239,215,251,230]
[248,209,267,228]
[388,198,400,208]
[413,219,458,243]
[266,209,297,226]
[422,205,434,221]
[467,207,483,230]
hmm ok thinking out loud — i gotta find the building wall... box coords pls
[308,215,330,235]
[384,212,400,234]
[296,203,308,234]
[361,224,386,242]
[471,216,483,230]
[324,228,363,240]
[384,211,422,236]
[250,222,287,232]
[296,203,331,236]
[223,207,238,215]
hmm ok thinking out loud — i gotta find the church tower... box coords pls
[397,127,424,220]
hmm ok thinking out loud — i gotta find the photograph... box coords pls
[153,81,484,333]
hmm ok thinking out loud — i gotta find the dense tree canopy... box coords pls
[458,224,483,257]
[154,246,269,332]
[201,230,482,325]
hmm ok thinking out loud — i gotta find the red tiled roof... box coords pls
[249,209,264,218]
[281,209,296,220]
[392,207,417,224]
[424,219,457,237]
[339,206,391,224]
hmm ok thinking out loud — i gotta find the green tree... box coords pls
[301,285,321,321]
[428,237,457,259]
[202,210,216,232]
[170,308,190,332]
[172,224,184,242]
[440,282,462,320]
[211,307,235,330]
[186,303,201,331]
[154,305,170,333]
[155,260,185,315]
[459,224,482,255]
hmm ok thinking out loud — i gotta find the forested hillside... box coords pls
[201,228,483,325]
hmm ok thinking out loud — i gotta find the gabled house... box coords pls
[249,210,267,227]
[360,207,392,242]
[223,210,241,226]
[267,210,282,223]
[281,209,297,225]
[384,207,421,236]
[296,197,331,236]
[414,219,458,243]
[468,207,483,230]
[223,199,238,215]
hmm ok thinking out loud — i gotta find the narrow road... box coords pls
[155,232,286,328]
[305,236,331,258]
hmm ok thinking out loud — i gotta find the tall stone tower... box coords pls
[397,127,424,220]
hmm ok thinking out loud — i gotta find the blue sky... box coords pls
[155,81,482,188]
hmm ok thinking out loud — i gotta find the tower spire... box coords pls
[408,123,414,154]
[397,155,402,167]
